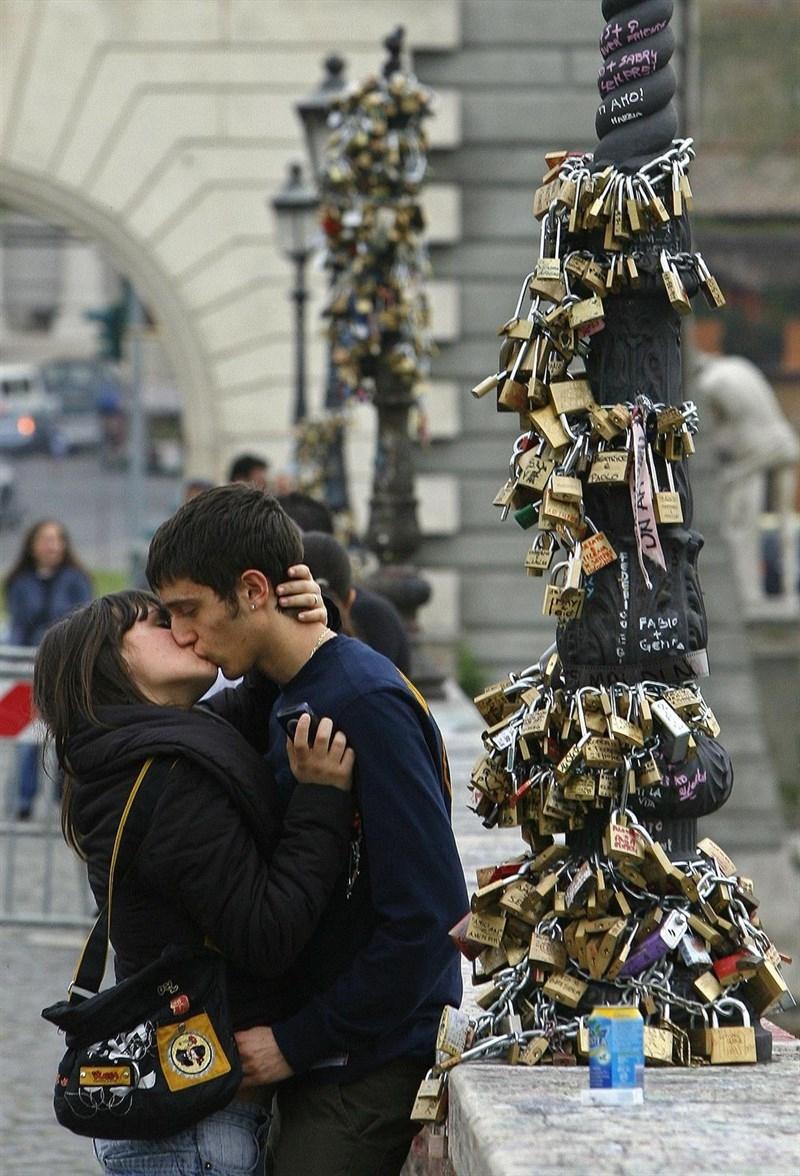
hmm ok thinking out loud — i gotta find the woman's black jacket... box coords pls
[66,701,352,1029]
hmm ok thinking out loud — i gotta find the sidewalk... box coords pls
[430,683,800,1176]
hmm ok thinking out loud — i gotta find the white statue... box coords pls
[694,352,799,609]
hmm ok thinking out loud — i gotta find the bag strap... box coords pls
[66,757,157,1004]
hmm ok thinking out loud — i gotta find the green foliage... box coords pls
[91,568,128,596]
[456,642,486,702]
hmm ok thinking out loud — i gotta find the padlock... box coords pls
[580,520,617,575]
[647,443,683,524]
[568,293,605,330]
[617,909,688,977]
[695,998,757,1065]
[410,1070,449,1123]
[524,531,558,577]
[603,808,645,867]
[635,749,662,789]
[651,697,691,762]
[587,433,631,483]
[516,437,555,493]
[528,403,571,451]
[639,174,671,224]
[550,376,595,417]
[605,685,644,748]
[694,251,726,309]
[742,959,789,1017]
[643,1021,674,1065]
[436,1006,472,1058]
[542,552,585,621]
[659,250,692,315]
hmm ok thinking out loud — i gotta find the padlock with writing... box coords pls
[524,531,558,577]
[588,433,631,484]
[659,251,692,315]
[550,375,595,417]
[542,551,585,621]
[647,444,683,525]
[697,998,757,1065]
[651,697,691,762]
[410,1070,449,1123]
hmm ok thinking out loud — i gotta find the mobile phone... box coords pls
[276,701,320,743]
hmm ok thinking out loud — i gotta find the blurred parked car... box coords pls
[0,362,62,454]
[40,357,127,456]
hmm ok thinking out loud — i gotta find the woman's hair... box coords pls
[33,590,160,850]
[2,518,88,596]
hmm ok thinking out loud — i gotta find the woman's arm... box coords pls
[137,746,354,977]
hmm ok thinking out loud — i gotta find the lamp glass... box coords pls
[271,164,319,259]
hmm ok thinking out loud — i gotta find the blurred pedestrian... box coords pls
[3,519,93,819]
[228,453,270,491]
[278,492,412,675]
[695,352,799,606]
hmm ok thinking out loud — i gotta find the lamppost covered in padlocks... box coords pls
[317,26,445,695]
[410,1,790,1122]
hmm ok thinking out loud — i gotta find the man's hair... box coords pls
[146,484,303,603]
[228,453,269,483]
[277,491,334,535]
[301,531,353,604]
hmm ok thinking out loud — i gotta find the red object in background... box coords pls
[0,682,34,737]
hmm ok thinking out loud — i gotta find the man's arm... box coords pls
[265,690,468,1077]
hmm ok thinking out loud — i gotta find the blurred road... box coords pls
[0,453,182,578]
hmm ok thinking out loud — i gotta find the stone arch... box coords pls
[0,159,214,469]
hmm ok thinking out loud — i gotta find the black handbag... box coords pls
[42,758,242,1140]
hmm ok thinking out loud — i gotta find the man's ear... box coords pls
[345,587,356,611]
[239,569,271,612]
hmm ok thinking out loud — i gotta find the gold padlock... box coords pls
[648,444,684,524]
[525,532,558,577]
[550,377,595,416]
[542,552,585,621]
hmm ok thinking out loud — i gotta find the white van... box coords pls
[0,362,61,453]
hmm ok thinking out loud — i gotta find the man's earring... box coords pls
[251,604,256,611]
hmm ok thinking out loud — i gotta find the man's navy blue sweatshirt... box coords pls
[265,634,468,1082]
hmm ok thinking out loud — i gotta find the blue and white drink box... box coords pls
[584,1006,645,1105]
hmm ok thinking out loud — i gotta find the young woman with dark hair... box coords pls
[35,580,355,1175]
[4,518,93,818]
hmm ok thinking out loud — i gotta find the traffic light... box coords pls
[85,301,127,361]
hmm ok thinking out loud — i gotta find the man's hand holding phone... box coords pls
[279,703,354,794]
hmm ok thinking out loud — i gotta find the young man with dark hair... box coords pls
[146,485,467,1176]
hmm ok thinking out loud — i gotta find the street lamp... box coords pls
[296,54,347,186]
[270,161,319,424]
[296,54,351,511]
